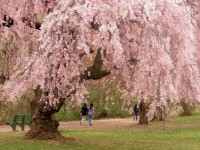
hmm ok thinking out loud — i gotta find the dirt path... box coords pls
[0,117,138,133]
[60,117,138,130]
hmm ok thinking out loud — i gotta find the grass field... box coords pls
[0,110,200,150]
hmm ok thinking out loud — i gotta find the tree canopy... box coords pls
[1,0,200,113]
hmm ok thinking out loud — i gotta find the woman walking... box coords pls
[88,103,94,126]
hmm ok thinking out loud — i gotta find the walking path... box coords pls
[0,117,138,133]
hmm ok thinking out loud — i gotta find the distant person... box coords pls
[133,104,139,121]
[80,103,88,125]
[88,103,94,126]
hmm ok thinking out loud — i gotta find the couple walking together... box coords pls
[80,103,94,125]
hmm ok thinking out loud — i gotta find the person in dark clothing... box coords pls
[80,103,88,125]
[133,104,139,121]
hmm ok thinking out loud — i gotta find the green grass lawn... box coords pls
[0,111,200,150]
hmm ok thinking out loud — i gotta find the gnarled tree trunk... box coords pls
[25,86,65,140]
[139,101,148,125]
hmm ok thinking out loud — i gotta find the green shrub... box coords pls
[54,107,81,121]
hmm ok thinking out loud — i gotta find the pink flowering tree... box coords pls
[117,0,200,123]
[1,0,200,138]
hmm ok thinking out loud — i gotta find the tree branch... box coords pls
[81,48,110,81]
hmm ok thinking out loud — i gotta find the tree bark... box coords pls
[151,107,164,121]
[25,85,65,140]
[139,101,148,125]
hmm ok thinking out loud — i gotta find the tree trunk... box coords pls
[139,101,148,125]
[180,100,192,116]
[151,107,164,121]
[163,106,166,131]
[25,85,65,140]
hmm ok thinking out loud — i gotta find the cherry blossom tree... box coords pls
[0,0,200,138]
[113,0,200,123]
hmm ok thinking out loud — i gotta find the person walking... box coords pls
[88,103,94,126]
[133,104,139,121]
[80,103,88,125]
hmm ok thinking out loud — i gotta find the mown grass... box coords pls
[0,111,200,150]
